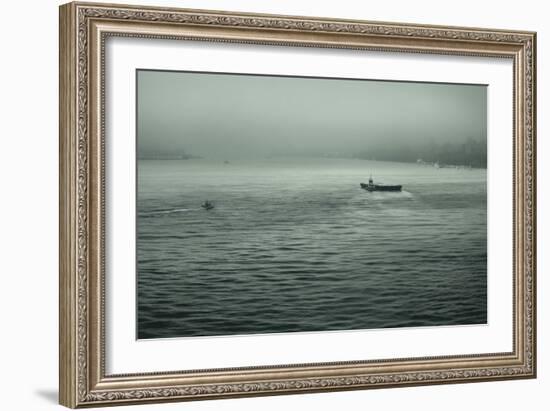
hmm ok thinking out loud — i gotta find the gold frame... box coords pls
[59,1,537,408]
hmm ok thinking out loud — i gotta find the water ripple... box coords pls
[137,159,487,339]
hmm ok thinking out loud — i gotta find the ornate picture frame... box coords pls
[59,1,536,408]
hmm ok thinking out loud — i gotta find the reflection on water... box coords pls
[137,158,487,339]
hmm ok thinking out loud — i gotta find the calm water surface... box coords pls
[137,158,487,339]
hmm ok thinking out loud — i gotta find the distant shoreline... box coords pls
[137,155,486,169]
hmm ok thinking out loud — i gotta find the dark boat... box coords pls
[360,176,402,192]
[201,200,214,210]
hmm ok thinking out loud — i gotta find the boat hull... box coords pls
[360,183,402,192]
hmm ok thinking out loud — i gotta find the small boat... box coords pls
[201,200,214,210]
[360,176,402,192]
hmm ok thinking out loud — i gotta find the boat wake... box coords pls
[367,190,414,200]
[141,208,193,217]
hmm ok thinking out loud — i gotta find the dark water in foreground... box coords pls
[137,158,487,339]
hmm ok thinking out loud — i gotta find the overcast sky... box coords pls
[137,70,487,159]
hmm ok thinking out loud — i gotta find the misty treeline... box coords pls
[356,138,487,168]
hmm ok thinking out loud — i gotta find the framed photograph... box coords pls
[59,2,536,408]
